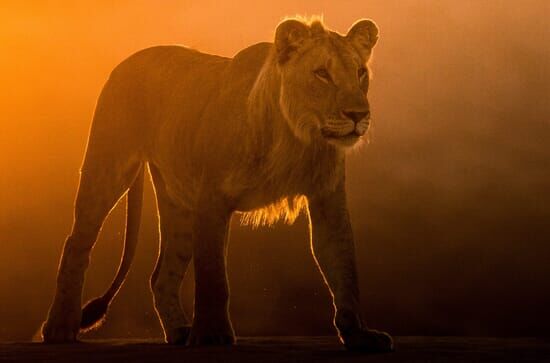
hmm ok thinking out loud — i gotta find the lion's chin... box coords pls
[323,133,361,148]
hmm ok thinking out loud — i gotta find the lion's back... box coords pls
[103,45,230,121]
[86,46,230,156]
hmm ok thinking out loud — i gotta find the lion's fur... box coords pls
[43,16,385,347]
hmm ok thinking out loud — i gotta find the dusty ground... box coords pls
[1,336,549,363]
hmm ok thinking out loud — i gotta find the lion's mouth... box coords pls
[320,118,370,146]
[321,120,368,138]
[320,120,370,146]
[321,125,365,140]
[321,128,360,137]
[321,129,361,147]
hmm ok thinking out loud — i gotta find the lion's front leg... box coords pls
[307,182,393,352]
[187,203,235,346]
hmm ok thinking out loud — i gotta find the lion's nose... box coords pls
[342,110,370,123]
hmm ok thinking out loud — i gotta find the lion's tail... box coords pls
[79,164,145,333]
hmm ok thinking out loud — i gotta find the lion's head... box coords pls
[273,17,379,148]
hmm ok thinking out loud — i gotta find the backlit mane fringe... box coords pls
[281,14,325,29]
[240,195,307,228]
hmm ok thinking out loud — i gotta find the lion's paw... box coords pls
[187,318,235,346]
[166,326,192,345]
[41,317,79,344]
[341,328,394,353]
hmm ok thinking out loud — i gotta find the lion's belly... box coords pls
[232,186,308,227]
[233,189,284,212]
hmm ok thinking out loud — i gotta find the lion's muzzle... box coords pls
[321,117,370,139]
[354,118,370,136]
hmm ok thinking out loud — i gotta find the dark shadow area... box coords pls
[2,337,550,363]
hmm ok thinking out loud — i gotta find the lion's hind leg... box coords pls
[42,156,143,343]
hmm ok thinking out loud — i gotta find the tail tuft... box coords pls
[80,297,109,332]
[78,165,144,334]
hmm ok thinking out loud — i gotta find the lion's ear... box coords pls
[346,19,379,55]
[275,19,311,64]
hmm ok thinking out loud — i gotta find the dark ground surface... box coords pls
[1,336,549,363]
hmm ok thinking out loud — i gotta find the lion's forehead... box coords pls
[301,34,363,73]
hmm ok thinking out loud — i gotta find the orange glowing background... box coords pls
[1,1,549,341]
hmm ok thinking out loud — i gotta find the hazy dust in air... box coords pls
[0,1,549,341]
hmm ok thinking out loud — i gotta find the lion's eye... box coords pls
[314,68,332,83]
[358,67,367,80]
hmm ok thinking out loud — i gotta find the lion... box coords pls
[41,16,393,351]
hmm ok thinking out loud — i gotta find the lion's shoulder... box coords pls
[221,42,273,82]
[232,42,273,63]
